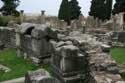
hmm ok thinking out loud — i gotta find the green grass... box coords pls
[110,47,125,80]
[110,48,125,65]
[0,48,39,82]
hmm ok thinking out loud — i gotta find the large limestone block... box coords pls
[25,69,60,83]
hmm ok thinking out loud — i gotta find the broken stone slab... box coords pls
[56,41,73,48]
[0,64,11,73]
[94,73,122,83]
[116,81,125,83]
[25,69,60,83]
[101,44,111,53]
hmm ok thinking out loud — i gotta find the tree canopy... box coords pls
[89,0,113,21]
[112,0,125,15]
[58,0,81,25]
[0,0,20,16]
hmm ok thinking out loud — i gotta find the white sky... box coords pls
[0,0,115,16]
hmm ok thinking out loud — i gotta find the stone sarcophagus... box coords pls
[51,44,86,83]
[16,23,57,65]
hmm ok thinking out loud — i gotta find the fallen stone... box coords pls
[25,69,60,83]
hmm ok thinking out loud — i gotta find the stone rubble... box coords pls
[0,23,125,83]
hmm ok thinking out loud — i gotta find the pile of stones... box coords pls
[0,23,125,83]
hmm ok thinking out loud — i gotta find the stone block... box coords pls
[25,69,60,83]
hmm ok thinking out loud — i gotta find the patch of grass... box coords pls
[110,47,125,80]
[110,48,125,65]
[121,72,125,80]
[0,48,38,82]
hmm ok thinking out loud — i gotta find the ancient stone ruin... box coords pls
[25,69,60,83]
[0,21,125,83]
[16,23,57,65]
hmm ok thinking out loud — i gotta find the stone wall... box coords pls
[16,23,57,65]
[0,23,125,83]
[0,27,16,48]
[50,31,125,83]
[112,13,125,31]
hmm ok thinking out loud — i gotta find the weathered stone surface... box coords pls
[25,69,60,83]
[1,23,125,83]
[16,24,57,65]
[0,27,16,48]
[116,81,125,83]
[0,64,11,73]
[51,43,86,83]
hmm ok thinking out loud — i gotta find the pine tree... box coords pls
[112,0,125,15]
[0,0,20,16]
[58,0,71,25]
[69,0,81,20]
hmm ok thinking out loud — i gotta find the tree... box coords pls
[112,0,125,15]
[89,0,112,21]
[105,0,113,20]
[0,0,20,16]
[58,0,81,25]
[69,0,81,20]
[58,0,71,25]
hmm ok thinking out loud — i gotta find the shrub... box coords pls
[0,16,21,26]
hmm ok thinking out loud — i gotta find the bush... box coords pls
[0,16,21,26]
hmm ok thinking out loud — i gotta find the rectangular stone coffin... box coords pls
[51,45,85,83]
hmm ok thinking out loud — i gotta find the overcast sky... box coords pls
[0,0,115,16]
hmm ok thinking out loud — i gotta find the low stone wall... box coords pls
[50,31,125,83]
[0,27,16,48]
[0,24,125,83]
[111,31,125,47]
[16,23,57,65]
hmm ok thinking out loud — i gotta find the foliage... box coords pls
[89,0,113,21]
[105,0,113,20]
[69,0,81,20]
[112,0,125,15]
[0,15,21,26]
[58,0,81,25]
[58,0,71,25]
[0,0,20,16]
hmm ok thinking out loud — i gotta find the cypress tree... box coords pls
[69,0,81,20]
[89,0,112,21]
[0,0,20,16]
[58,0,81,25]
[58,0,71,25]
[112,0,125,15]
[105,0,113,20]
